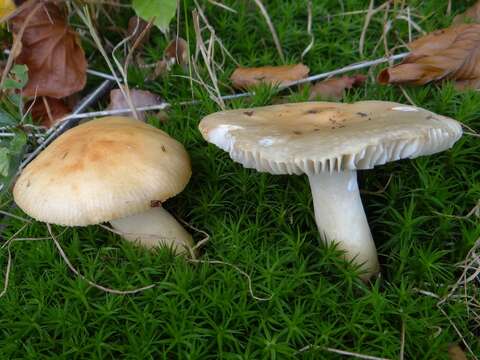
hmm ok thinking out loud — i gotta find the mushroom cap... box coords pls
[13,116,191,226]
[199,101,462,175]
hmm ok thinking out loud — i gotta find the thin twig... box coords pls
[46,224,156,295]
[188,258,272,301]
[297,344,392,360]
[207,0,237,13]
[399,319,405,360]
[252,0,285,62]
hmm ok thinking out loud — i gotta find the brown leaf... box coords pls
[28,97,71,128]
[107,88,163,121]
[230,64,309,89]
[448,344,467,360]
[309,75,366,100]
[164,37,188,67]
[378,24,480,89]
[453,1,480,25]
[10,1,87,98]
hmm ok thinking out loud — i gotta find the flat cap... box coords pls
[199,101,462,175]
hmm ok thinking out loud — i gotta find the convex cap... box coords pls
[199,101,462,175]
[14,116,191,226]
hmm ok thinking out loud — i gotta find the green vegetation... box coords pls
[1,0,479,358]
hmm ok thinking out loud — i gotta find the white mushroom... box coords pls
[199,101,463,280]
[13,116,194,255]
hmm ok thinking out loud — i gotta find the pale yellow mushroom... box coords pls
[14,116,193,254]
[199,101,463,280]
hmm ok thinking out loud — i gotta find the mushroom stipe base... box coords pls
[308,170,379,280]
[110,207,194,255]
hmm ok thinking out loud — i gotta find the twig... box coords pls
[0,210,31,223]
[252,0,285,62]
[399,319,405,360]
[361,174,394,195]
[46,224,155,295]
[188,258,272,301]
[207,0,237,13]
[0,224,28,298]
[297,344,392,360]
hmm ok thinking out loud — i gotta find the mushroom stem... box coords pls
[307,170,379,280]
[110,207,194,255]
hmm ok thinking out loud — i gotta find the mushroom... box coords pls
[13,116,194,254]
[198,101,463,280]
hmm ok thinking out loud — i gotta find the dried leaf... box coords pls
[378,24,480,89]
[148,60,169,80]
[107,88,163,121]
[448,344,467,360]
[230,64,309,89]
[10,2,87,98]
[147,37,188,80]
[309,75,366,100]
[29,97,71,128]
[453,1,480,25]
[164,37,188,67]
[127,16,151,47]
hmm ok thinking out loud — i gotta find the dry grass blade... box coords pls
[252,0,285,62]
[301,0,314,59]
[75,5,138,119]
[192,9,225,108]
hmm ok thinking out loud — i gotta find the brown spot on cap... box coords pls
[150,200,162,208]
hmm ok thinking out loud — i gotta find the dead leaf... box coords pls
[378,24,480,89]
[28,97,71,128]
[10,1,87,98]
[107,88,163,121]
[164,37,188,66]
[448,344,467,360]
[309,75,366,100]
[127,16,151,47]
[453,1,480,25]
[147,37,189,80]
[148,60,169,80]
[230,64,309,89]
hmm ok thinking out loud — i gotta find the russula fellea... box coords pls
[13,116,194,254]
[199,101,463,280]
